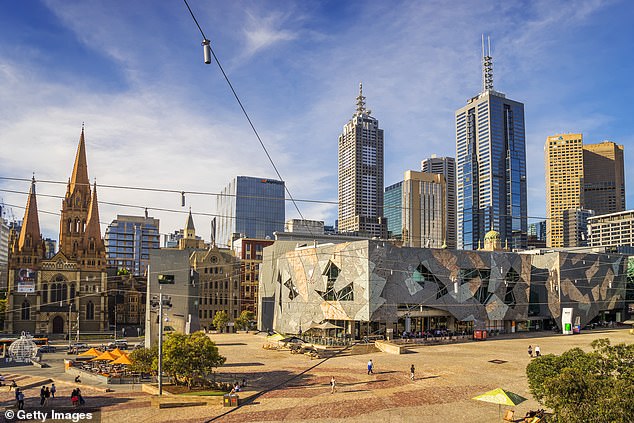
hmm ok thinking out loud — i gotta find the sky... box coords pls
[1,0,633,244]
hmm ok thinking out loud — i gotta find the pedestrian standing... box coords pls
[40,386,46,406]
[330,376,336,394]
[14,388,20,406]
[410,364,415,381]
[51,383,56,399]
[535,345,541,357]
[44,386,51,406]
[367,359,374,375]
[528,345,533,357]
[71,388,79,407]
[17,390,25,410]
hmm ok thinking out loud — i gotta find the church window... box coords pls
[86,301,95,320]
[21,300,30,320]
[42,284,48,304]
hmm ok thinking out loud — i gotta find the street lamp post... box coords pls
[68,302,72,351]
[158,289,163,396]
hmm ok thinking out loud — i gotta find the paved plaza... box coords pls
[0,329,632,422]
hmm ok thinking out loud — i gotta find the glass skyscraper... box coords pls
[384,181,403,240]
[104,215,160,275]
[216,176,285,248]
[455,39,527,250]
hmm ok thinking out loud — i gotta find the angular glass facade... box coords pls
[216,176,285,248]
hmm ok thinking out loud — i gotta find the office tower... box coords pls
[545,134,584,248]
[583,141,625,215]
[338,83,387,238]
[402,171,446,248]
[563,208,594,247]
[105,214,160,275]
[384,181,403,240]
[216,176,285,248]
[588,210,634,249]
[455,38,527,250]
[43,238,57,259]
[422,155,456,249]
[232,237,274,317]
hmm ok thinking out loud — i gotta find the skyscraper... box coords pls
[422,155,456,249]
[583,141,625,215]
[545,134,584,248]
[216,176,285,248]
[402,171,446,248]
[384,181,403,240]
[455,37,527,250]
[338,83,386,238]
[104,214,160,275]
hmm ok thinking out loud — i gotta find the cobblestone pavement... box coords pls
[0,329,631,422]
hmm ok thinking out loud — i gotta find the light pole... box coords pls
[114,305,117,340]
[67,302,72,351]
[158,288,163,396]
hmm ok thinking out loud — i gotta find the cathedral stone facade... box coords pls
[5,128,108,336]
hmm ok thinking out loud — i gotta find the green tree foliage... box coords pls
[235,310,255,331]
[162,331,226,389]
[129,344,158,375]
[212,311,230,333]
[526,338,634,422]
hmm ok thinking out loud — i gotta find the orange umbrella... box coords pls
[78,348,101,357]
[111,354,132,365]
[90,350,117,361]
[109,348,124,358]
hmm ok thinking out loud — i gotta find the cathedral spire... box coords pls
[18,176,42,251]
[70,126,90,195]
[185,208,196,239]
[84,181,103,242]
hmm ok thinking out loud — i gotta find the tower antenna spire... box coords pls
[482,34,494,93]
[355,82,366,115]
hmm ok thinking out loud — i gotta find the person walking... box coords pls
[51,383,56,399]
[14,388,20,407]
[367,359,374,375]
[40,386,46,406]
[410,364,415,381]
[330,376,336,394]
[535,345,541,357]
[528,345,533,358]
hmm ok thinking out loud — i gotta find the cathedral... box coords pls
[5,128,108,336]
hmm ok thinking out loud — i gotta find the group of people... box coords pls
[12,383,85,410]
[330,359,417,394]
[71,388,85,407]
[39,384,55,406]
[528,345,541,358]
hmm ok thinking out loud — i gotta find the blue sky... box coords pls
[1,0,633,242]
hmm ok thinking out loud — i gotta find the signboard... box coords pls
[562,308,573,335]
[158,274,175,284]
[16,269,36,293]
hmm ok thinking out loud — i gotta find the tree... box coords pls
[129,344,158,375]
[212,311,230,333]
[235,310,255,331]
[526,338,634,422]
[162,331,226,389]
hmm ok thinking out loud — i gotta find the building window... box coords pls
[21,300,30,320]
[86,301,95,320]
[42,284,48,304]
